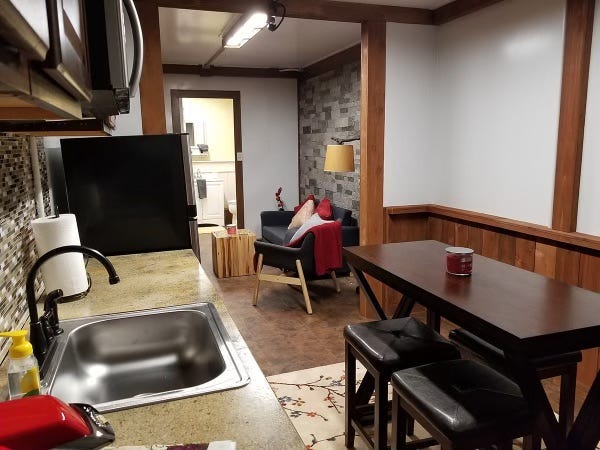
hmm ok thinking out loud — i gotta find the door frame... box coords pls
[170,89,244,229]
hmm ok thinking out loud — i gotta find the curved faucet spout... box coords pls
[26,245,120,364]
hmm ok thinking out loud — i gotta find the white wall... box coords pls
[383,0,566,227]
[384,23,437,206]
[435,0,565,226]
[164,75,299,235]
[577,0,600,236]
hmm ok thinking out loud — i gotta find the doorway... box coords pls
[171,90,244,229]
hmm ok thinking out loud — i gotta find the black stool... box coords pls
[391,359,533,450]
[344,317,460,450]
[449,328,581,443]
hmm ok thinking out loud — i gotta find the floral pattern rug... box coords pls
[267,362,595,450]
[267,362,369,450]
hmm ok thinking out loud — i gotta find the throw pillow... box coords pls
[290,213,333,243]
[294,194,315,213]
[288,199,315,229]
[315,198,333,220]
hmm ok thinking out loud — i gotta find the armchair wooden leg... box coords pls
[331,271,341,293]
[252,254,263,306]
[295,259,313,314]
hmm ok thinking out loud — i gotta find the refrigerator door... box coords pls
[60,134,198,257]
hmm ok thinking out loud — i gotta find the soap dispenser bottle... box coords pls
[0,330,41,399]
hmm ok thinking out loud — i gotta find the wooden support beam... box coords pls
[162,64,300,78]
[136,1,167,134]
[552,0,595,232]
[138,0,434,24]
[433,0,505,25]
[359,21,386,318]
[300,44,361,81]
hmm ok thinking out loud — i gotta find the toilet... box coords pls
[227,200,237,225]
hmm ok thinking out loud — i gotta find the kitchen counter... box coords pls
[5,250,304,449]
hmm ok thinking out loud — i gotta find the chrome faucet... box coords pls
[26,245,120,364]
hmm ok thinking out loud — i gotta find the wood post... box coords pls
[552,0,595,232]
[135,1,167,134]
[359,21,386,317]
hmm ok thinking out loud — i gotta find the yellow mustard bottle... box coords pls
[0,330,41,399]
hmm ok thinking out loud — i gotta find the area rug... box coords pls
[267,362,369,450]
[267,363,594,450]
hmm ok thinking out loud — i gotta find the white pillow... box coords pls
[288,199,315,229]
[290,213,334,243]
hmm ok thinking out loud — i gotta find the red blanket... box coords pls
[286,221,343,276]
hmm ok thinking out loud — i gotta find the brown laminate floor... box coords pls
[197,233,589,413]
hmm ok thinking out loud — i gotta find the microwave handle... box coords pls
[123,0,143,97]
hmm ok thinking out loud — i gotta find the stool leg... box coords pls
[345,343,356,449]
[406,416,415,436]
[558,364,577,436]
[523,434,542,450]
[374,372,389,450]
[391,391,407,450]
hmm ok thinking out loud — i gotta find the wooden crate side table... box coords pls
[212,229,256,278]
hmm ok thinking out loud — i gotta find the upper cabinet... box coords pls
[0,0,89,120]
[44,0,92,102]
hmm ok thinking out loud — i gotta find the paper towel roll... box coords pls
[32,214,88,297]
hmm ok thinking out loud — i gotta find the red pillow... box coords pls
[316,198,333,220]
[294,194,315,213]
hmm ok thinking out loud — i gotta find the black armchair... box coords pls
[260,207,359,274]
[253,233,340,315]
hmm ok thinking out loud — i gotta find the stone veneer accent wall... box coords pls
[0,134,50,359]
[298,59,360,219]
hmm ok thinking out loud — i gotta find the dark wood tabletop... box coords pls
[344,240,600,357]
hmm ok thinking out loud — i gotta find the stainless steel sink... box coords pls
[41,303,249,412]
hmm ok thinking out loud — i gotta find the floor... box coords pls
[197,232,590,414]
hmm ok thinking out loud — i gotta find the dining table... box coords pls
[344,240,600,450]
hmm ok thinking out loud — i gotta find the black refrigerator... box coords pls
[55,134,200,259]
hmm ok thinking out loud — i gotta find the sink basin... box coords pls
[41,303,249,412]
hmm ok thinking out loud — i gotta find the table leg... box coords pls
[392,295,415,319]
[567,370,600,450]
[349,264,387,320]
[505,352,565,450]
[426,309,441,332]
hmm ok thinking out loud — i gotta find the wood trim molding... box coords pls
[433,0,505,25]
[170,89,245,229]
[138,0,434,24]
[136,1,167,134]
[163,65,300,78]
[300,44,361,81]
[385,204,600,253]
[552,0,595,232]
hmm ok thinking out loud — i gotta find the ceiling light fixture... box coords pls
[223,12,268,49]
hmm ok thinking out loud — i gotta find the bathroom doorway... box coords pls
[171,90,244,229]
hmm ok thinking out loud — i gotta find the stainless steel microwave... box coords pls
[82,0,143,118]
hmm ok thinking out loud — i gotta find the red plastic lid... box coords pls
[0,395,91,450]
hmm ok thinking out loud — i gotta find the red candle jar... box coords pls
[226,224,237,235]
[445,247,474,276]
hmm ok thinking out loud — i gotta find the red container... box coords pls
[226,224,237,235]
[445,247,474,276]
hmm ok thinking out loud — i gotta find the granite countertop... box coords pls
[8,250,304,449]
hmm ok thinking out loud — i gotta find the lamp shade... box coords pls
[324,145,355,172]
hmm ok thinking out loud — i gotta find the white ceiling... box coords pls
[159,0,453,68]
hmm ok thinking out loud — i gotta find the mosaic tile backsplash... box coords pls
[0,134,49,360]
[298,60,361,220]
